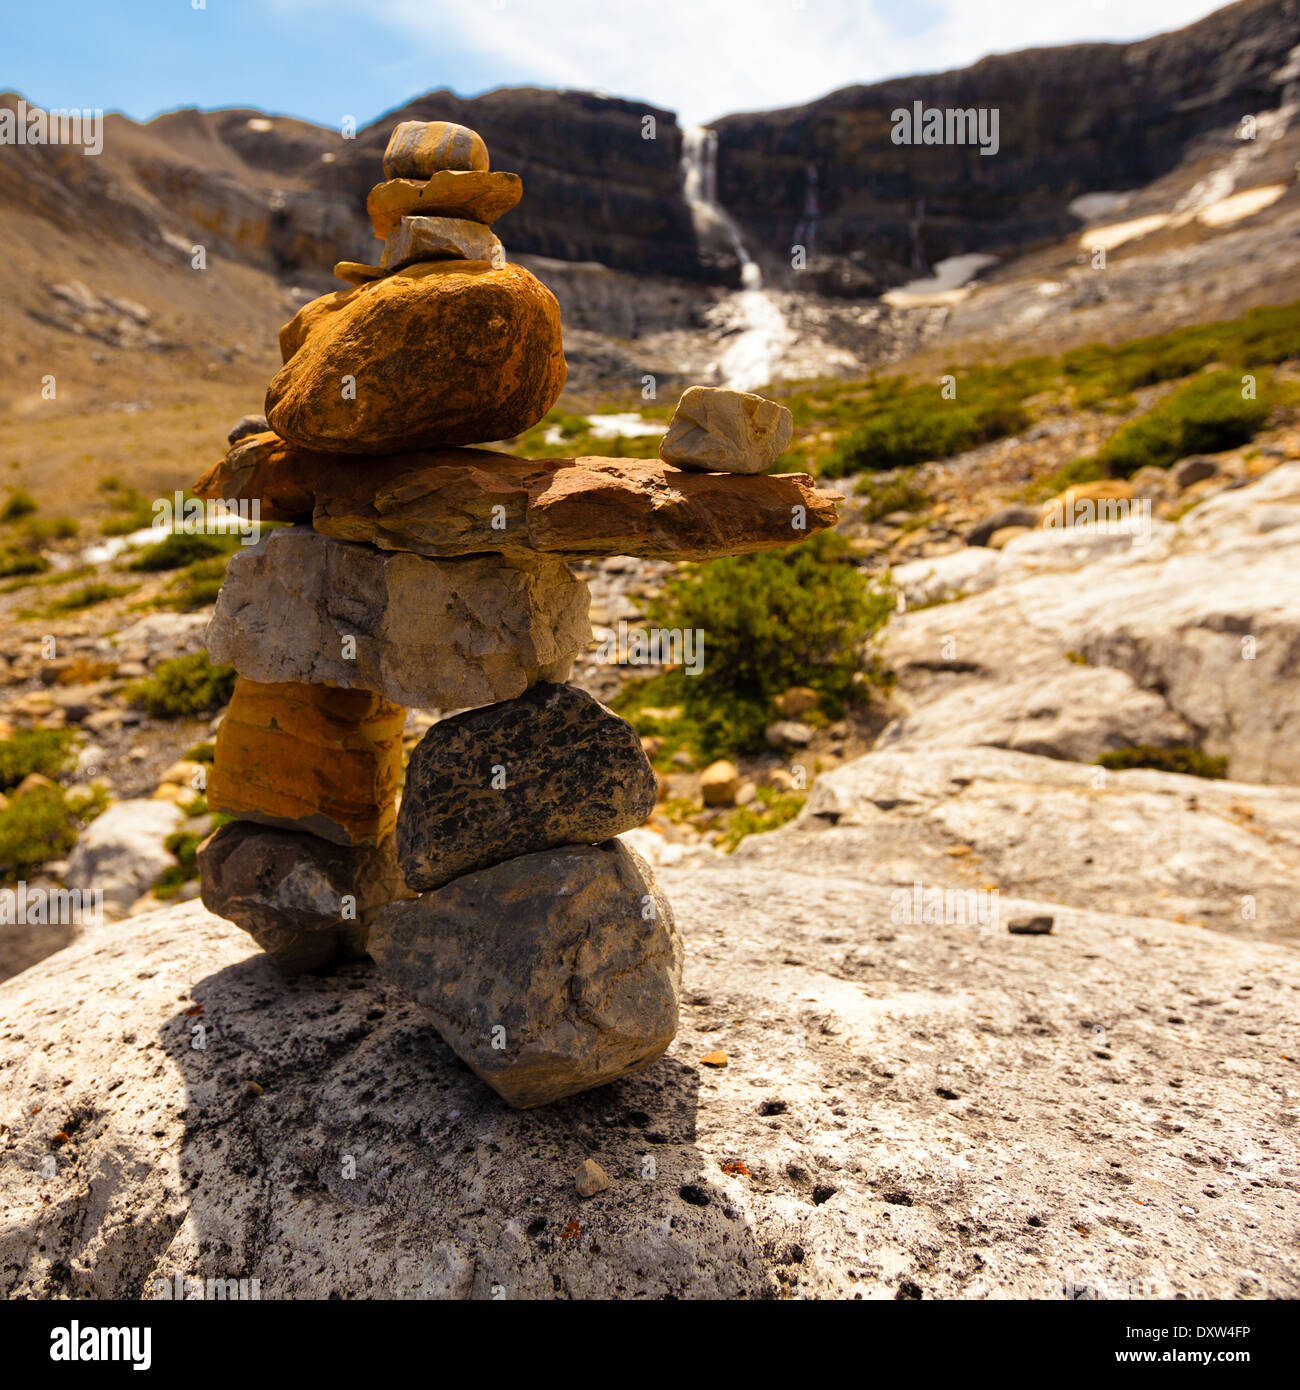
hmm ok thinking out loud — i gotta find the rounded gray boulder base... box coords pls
[368,840,682,1108]
[397,682,657,891]
[204,525,590,710]
[198,821,411,974]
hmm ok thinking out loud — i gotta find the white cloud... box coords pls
[341,0,1229,124]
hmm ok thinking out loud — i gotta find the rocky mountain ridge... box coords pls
[6,0,1299,297]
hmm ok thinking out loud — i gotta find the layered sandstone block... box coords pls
[380,215,503,271]
[366,172,522,238]
[204,526,590,709]
[208,677,405,846]
[192,430,324,522]
[266,260,566,453]
[193,443,842,559]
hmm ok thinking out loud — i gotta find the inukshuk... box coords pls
[195,119,840,1107]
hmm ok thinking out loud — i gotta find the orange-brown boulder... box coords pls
[196,443,842,559]
[278,285,355,363]
[367,172,523,238]
[265,260,566,454]
[192,431,325,522]
[208,678,405,847]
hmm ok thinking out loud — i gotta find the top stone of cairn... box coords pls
[383,121,490,179]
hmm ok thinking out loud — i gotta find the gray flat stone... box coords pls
[204,525,590,709]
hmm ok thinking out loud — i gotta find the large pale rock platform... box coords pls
[2,818,1298,1298]
[882,463,1300,781]
[205,526,589,709]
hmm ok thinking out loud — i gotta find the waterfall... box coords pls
[680,124,787,391]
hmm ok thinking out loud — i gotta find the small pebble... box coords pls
[1008,915,1054,935]
[575,1159,610,1198]
[700,1050,728,1067]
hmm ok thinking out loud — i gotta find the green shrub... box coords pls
[717,787,806,852]
[184,740,216,763]
[99,488,156,535]
[614,531,892,758]
[21,516,79,543]
[1018,455,1106,502]
[0,489,37,522]
[826,394,1028,476]
[1097,745,1228,779]
[151,829,203,899]
[0,783,105,877]
[128,652,236,718]
[165,555,231,610]
[0,728,78,792]
[129,531,241,571]
[854,474,929,520]
[1097,371,1271,477]
[42,581,134,614]
[0,549,49,578]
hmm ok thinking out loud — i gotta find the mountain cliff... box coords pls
[712,0,1300,291]
[5,0,1299,301]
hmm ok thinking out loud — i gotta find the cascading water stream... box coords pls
[680,125,788,392]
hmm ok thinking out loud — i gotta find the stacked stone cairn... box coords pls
[194,119,841,1108]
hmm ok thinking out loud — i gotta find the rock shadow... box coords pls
[159,951,775,1298]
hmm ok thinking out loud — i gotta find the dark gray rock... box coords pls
[198,820,410,974]
[397,682,656,891]
[369,840,681,1108]
[966,506,1042,547]
[227,414,269,446]
[1173,456,1218,488]
[1008,914,1055,935]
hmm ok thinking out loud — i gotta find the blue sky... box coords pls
[6,0,1227,129]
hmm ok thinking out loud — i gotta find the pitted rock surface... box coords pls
[397,683,656,890]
